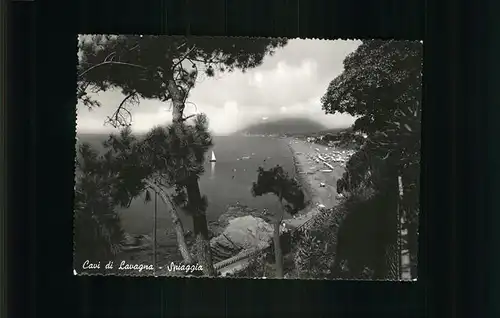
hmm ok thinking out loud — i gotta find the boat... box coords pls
[210,150,216,162]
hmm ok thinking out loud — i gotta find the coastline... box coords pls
[215,138,352,276]
[286,137,349,208]
[288,142,317,207]
[282,137,350,230]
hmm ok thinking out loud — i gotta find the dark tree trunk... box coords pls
[165,196,193,265]
[186,176,216,276]
[146,180,194,265]
[166,74,215,276]
[167,79,185,122]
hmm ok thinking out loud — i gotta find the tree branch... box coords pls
[171,45,197,71]
[185,101,198,113]
[106,92,137,127]
[78,61,147,79]
[104,52,116,62]
[144,180,195,264]
[176,42,187,51]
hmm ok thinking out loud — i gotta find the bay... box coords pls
[76,135,295,237]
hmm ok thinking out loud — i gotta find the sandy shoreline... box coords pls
[287,138,347,208]
[282,138,352,230]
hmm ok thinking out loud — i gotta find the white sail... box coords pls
[210,151,216,162]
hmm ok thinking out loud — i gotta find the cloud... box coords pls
[77,38,361,135]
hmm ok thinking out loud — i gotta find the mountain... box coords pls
[236,118,329,136]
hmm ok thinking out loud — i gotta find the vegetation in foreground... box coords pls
[230,40,422,280]
[76,35,288,276]
[298,40,421,280]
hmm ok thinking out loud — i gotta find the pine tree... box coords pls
[99,122,214,266]
[251,165,306,278]
[77,35,287,276]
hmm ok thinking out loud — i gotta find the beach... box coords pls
[282,138,353,230]
[287,138,350,208]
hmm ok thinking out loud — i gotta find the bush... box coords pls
[74,143,125,273]
[330,189,402,280]
[291,207,345,279]
[228,253,269,278]
[291,188,400,280]
[74,176,124,273]
[293,228,336,279]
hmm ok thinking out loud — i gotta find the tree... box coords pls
[74,143,125,272]
[137,115,214,266]
[74,122,213,271]
[99,125,202,266]
[330,190,398,279]
[78,35,288,127]
[321,40,422,279]
[331,152,402,279]
[251,165,306,278]
[78,35,288,276]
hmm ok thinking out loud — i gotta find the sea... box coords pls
[76,135,296,237]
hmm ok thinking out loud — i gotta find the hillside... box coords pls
[237,118,329,136]
[308,126,353,137]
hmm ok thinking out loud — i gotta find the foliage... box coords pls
[332,41,421,218]
[321,39,421,178]
[74,145,125,270]
[321,40,422,279]
[76,35,289,276]
[79,115,213,213]
[292,195,397,280]
[78,35,287,126]
[250,165,306,278]
[293,226,336,279]
[138,114,213,213]
[321,40,422,127]
[74,115,213,266]
[228,253,269,278]
[251,165,306,215]
[291,205,355,279]
[331,192,399,279]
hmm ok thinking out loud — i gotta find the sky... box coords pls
[77,37,361,135]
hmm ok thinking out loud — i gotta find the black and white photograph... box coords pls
[75,35,422,280]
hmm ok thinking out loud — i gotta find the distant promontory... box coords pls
[236,118,329,136]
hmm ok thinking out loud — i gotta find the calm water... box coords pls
[77,135,295,236]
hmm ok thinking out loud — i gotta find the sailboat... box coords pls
[209,150,216,162]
